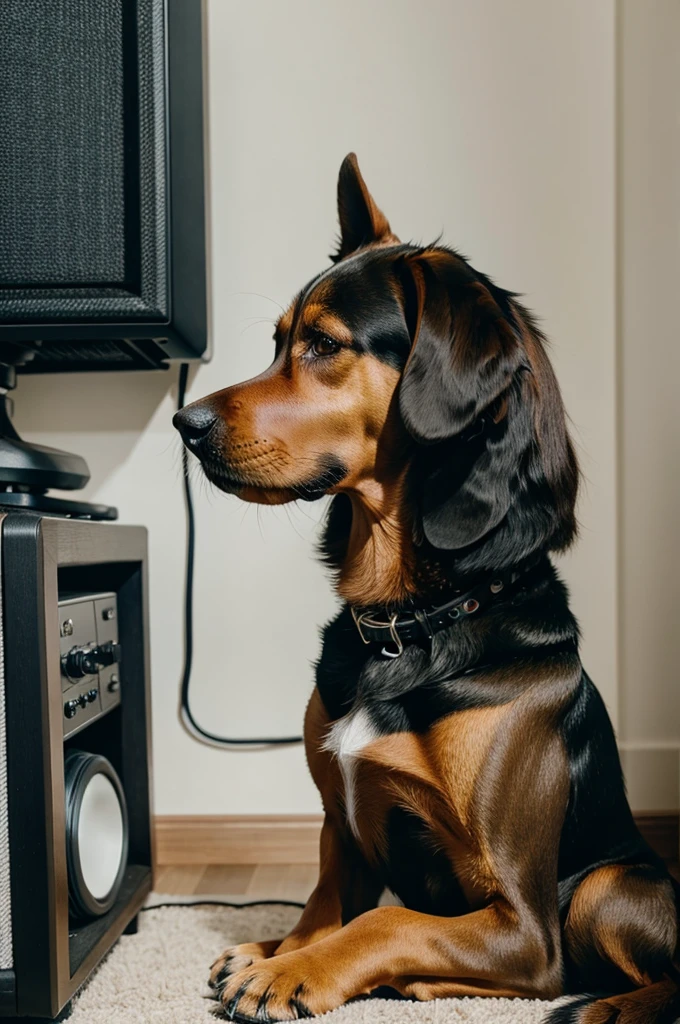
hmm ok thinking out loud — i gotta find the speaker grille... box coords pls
[0,0,169,323]
[21,338,169,371]
[0,538,13,970]
[0,0,126,287]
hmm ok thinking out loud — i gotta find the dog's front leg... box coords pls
[209,815,381,993]
[218,901,563,1021]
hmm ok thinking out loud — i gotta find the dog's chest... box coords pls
[321,702,440,839]
[321,704,474,915]
[322,707,379,840]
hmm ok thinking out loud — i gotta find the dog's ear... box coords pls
[398,251,524,442]
[417,388,530,549]
[397,250,529,549]
[333,153,398,262]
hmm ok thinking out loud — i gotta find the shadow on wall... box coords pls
[12,369,179,499]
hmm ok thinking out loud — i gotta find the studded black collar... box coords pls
[350,560,541,658]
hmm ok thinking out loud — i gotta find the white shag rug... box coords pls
[68,901,576,1023]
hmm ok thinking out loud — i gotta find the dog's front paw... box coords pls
[217,950,344,1022]
[209,940,280,995]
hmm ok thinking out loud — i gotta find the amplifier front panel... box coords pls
[59,593,122,740]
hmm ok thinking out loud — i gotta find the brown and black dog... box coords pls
[174,155,679,1024]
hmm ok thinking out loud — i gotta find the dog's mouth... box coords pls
[198,453,349,504]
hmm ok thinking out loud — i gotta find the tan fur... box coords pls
[339,472,418,606]
[566,864,678,988]
[301,305,354,345]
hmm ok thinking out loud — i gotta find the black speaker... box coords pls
[0,0,209,370]
[0,515,153,1019]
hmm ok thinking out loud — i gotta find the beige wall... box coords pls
[16,0,627,814]
[617,0,680,810]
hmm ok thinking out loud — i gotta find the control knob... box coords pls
[62,642,121,680]
[64,700,78,719]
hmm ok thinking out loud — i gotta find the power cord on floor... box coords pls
[177,363,303,748]
[141,899,305,912]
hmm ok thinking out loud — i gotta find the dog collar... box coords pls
[350,561,537,659]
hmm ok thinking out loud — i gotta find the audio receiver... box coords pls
[59,593,122,739]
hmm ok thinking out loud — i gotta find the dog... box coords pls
[174,154,680,1024]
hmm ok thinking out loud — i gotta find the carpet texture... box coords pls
[68,902,576,1023]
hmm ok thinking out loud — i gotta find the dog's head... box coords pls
[174,154,578,570]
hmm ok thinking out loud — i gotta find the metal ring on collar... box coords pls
[381,614,404,658]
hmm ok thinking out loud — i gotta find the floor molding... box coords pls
[155,811,678,866]
[155,815,324,865]
[635,811,679,862]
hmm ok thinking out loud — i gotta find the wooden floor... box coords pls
[154,864,319,903]
[156,861,680,904]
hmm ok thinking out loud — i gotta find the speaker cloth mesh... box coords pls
[0,0,126,287]
[0,0,169,324]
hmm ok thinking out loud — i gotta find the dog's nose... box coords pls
[173,405,217,449]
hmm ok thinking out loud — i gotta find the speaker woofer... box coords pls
[64,750,129,920]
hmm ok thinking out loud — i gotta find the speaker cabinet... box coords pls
[0,0,209,369]
[0,515,153,1019]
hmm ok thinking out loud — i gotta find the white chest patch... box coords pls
[322,707,378,838]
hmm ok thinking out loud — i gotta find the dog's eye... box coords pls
[310,335,341,357]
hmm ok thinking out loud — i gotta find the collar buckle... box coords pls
[351,606,372,645]
[351,607,404,658]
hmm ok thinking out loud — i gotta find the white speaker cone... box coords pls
[77,773,125,900]
[65,750,129,919]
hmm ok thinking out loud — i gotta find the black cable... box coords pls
[141,899,305,912]
[177,363,303,747]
